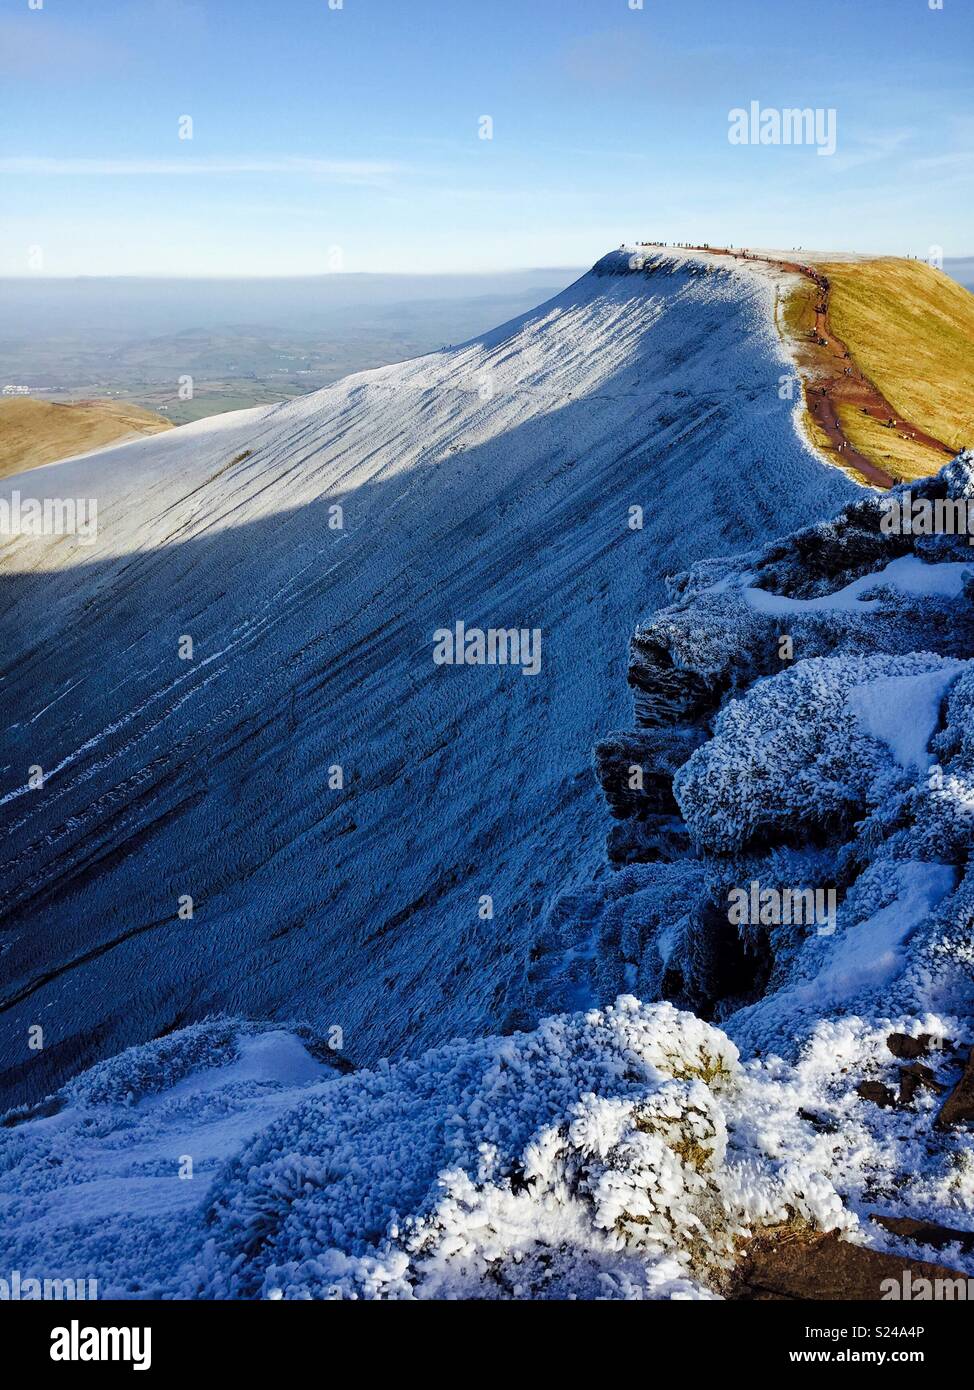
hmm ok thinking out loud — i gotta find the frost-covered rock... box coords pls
[6,996,972,1299]
[532,455,974,1051]
[675,652,967,854]
[627,454,974,732]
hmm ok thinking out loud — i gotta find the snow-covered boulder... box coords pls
[532,455,974,1051]
[7,995,972,1299]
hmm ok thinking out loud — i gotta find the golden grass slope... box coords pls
[0,398,172,479]
[820,258,974,481]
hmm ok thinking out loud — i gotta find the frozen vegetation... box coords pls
[1,1000,970,1298]
[1,251,972,1298]
[3,456,973,1298]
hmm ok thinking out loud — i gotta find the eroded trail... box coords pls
[699,246,954,489]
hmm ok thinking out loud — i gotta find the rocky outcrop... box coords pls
[595,727,707,833]
[530,454,974,1048]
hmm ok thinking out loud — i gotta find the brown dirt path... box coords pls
[687,246,955,489]
[734,1226,972,1300]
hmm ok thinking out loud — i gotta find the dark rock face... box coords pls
[887,1031,937,1060]
[627,642,725,727]
[936,1046,974,1130]
[735,1228,971,1301]
[605,817,693,869]
[594,727,707,819]
[857,1080,898,1108]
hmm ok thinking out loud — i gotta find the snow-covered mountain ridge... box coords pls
[4,248,972,1299]
[0,248,851,1105]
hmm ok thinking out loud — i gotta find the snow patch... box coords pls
[744,554,972,616]
[847,663,965,769]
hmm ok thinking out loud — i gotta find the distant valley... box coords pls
[0,269,582,427]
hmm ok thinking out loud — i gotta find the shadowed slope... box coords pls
[0,251,853,1105]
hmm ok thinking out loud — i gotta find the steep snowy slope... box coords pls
[3,460,973,1300]
[0,250,853,1105]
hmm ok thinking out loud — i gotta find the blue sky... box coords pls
[1,0,971,275]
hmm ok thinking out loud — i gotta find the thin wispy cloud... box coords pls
[0,156,406,179]
[827,128,916,174]
[910,150,974,173]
